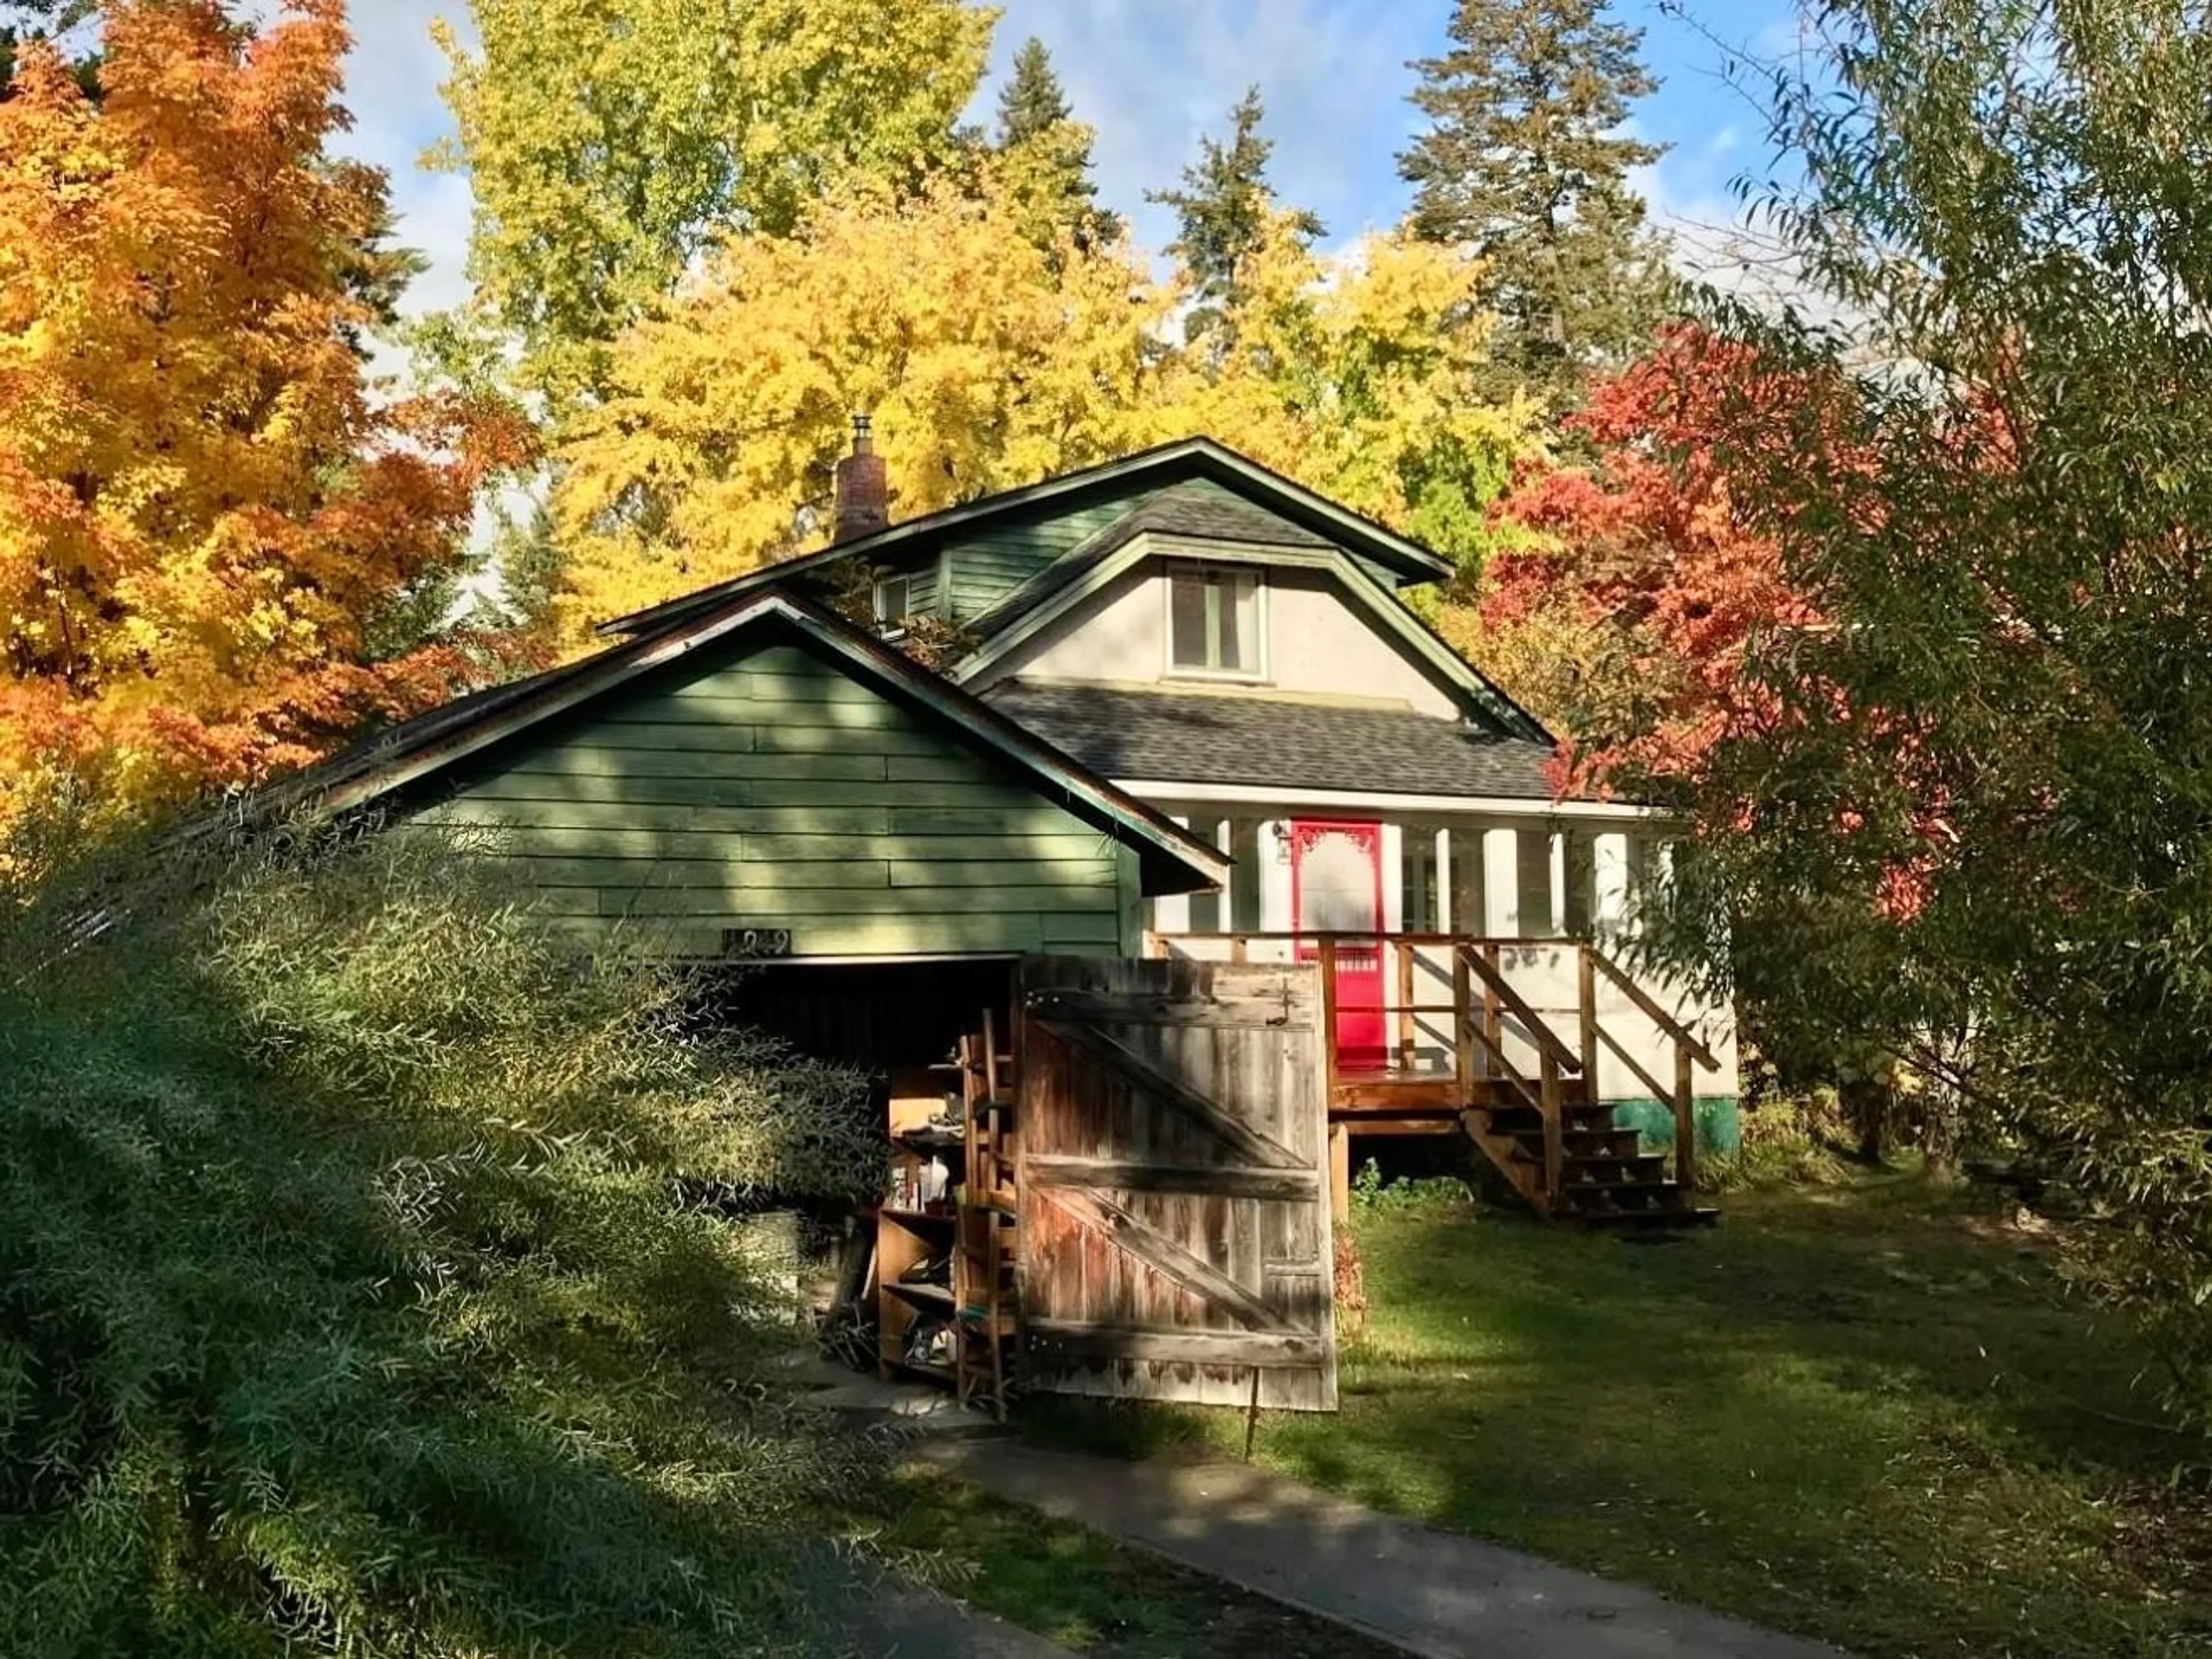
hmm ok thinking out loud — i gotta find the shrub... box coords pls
[1348,1158,1476,1215]
[1702,1090,1859,1192]
[0,807,883,1656]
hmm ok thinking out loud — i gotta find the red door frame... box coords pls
[1290,820,1388,1073]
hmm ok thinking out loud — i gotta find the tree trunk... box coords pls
[1918,1084,1960,1181]
[1841,1074,1890,1164]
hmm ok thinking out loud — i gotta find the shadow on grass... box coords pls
[1020,1173,2212,1659]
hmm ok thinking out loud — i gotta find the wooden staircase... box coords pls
[1452,941,1717,1229]
[1464,1085,1715,1229]
[1146,930,1726,1229]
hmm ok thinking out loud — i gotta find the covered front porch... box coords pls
[1149,926,1728,1226]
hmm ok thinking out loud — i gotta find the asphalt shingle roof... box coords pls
[982,680,1566,801]
[1135,482,1337,548]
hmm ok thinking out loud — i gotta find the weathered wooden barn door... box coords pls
[1018,956,1337,1411]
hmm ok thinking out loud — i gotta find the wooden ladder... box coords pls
[955,1006,1020,1420]
[1455,942,1718,1230]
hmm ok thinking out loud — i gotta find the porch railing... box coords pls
[1146,929,1721,1192]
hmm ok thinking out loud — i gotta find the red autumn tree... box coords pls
[1472,325,1979,1161]
[0,1,535,819]
[1476,328,1964,920]
[1473,325,1818,798]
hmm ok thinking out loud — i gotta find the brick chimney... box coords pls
[832,414,890,543]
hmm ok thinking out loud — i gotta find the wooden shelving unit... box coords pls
[877,1075,961,1382]
[874,1007,1020,1410]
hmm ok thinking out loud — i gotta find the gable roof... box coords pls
[594,437,1456,639]
[953,533,1555,747]
[258,586,1231,897]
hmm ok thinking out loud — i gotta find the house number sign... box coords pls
[721,927,794,959]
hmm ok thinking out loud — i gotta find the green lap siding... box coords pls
[406,638,1129,960]
[940,495,1143,620]
[934,475,1415,625]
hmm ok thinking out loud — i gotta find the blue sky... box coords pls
[333,0,1810,328]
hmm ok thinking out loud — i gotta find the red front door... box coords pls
[1291,820,1387,1072]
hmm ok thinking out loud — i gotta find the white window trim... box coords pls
[873,571,912,635]
[1162,563,1269,684]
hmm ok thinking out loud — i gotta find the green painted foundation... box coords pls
[1610,1096,1741,1157]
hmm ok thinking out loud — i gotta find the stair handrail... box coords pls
[1582,944,1719,1069]
[1455,944,1584,1075]
[1454,993,1566,1198]
[1580,942,1717,1194]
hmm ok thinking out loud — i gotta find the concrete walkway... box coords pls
[915,1438,1850,1659]
[854,1584,1075,1658]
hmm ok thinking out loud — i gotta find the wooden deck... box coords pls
[1147,930,1724,1230]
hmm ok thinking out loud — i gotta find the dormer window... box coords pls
[873,572,911,632]
[1168,566,1264,679]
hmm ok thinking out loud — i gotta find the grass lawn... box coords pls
[846,1471,1404,1657]
[1020,1169,2212,1658]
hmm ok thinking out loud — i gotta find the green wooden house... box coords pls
[279,585,1229,967]
[284,431,1730,1232]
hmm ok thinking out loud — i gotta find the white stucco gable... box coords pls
[963,555,1465,718]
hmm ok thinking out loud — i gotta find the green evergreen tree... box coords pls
[1149,86,1324,342]
[993,36,1122,252]
[996,36,1070,145]
[1399,0,1673,404]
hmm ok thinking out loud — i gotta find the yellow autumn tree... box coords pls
[555,181,1539,647]
[553,169,1181,642]
[1159,211,1539,566]
[0,1,532,815]
[435,0,998,410]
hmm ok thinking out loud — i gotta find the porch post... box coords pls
[1319,935,1341,1107]
[1593,830,1631,939]
[1548,830,1568,938]
[1434,828,1453,932]
[1482,827,1518,935]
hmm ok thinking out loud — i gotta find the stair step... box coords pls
[1559,1156,1671,1184]
[1508,1148,1669,1181]
[1502,1127,1642,1158]
[1480,1104,1618,1137]
[1556,1177,1691,1210]
[1566,1128,1644,1156]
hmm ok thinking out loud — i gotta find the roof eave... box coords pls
[285,587,1229,899]
[592,437,1453,639]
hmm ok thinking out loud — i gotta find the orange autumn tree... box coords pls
[0,0,532,816]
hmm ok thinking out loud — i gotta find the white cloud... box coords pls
[329,2,477,324]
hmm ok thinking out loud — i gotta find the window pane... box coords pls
[1448,828,1485,935]
[1515,831,1556,937]
[1563,830,1596,937]
[873,574,908,628]
[1402,831,1438,932]
[1216,573,1256,672]
[1228,817,1264,930]
[1170,572,1209,666]
[1190,819,1225,933]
